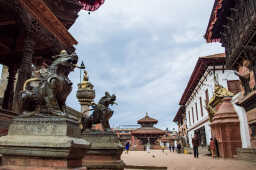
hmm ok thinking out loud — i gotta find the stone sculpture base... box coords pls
[211,97,242,158]
[81,129,124,170]
[0,116,90,170]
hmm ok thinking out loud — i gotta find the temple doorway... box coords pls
[195,126,206,146]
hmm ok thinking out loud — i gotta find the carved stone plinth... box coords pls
[0,117,90,169]
[76,87,95,117]
[211,97,242,158]
[81,130,124,170]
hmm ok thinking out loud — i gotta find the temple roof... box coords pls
[173,105,185,122]
[179,53,225,105]
[131,127,165,135]
[204,0,235,43]
[137,113,158,124]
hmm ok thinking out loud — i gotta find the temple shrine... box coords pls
[0,0,104,135]
[205,0,256,161]
[132,113,165,150]
[0,0,107,169]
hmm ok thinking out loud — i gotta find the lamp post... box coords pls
[77,61,85,84]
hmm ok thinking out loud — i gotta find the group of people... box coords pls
[192,134,219,159]
[210,137,219,159]
[124,134,219,158]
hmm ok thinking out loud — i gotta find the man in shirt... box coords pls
[192,134,200,158]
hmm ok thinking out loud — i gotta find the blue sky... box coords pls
[66,0,224,130]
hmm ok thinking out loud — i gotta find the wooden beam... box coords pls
[19,0,77,48]
[0,20,16,26]
[0,41,10,51]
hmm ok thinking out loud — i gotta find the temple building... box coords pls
[174,53,242,151]
[205,0,256,161]
[173,106,188,146]
[0,0,105,135]
[131,113,165,150]
[113,125,139,147]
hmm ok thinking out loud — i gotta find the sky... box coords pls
[0,1,224,130]
[66,0,224,130]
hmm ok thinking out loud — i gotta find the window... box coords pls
[188,111,191,125]
[200,97,204,117]
[192,107,194,124]
[227,80,241,94]
[205,89,209,105]
[195,103,198,121]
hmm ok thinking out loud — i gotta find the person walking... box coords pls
[192,134,200,158]
[172,145,175,152]
[169,145,172,152]
[210,138,215,159]
[214,137,220,158]
[177,143,181,153]
[125,141,130,154]
[161,144,165,152]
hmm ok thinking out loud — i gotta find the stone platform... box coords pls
[236,148,256,162]
[0,117,90,169]
[81,130,124,170]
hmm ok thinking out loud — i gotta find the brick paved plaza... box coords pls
[122,150,256,170]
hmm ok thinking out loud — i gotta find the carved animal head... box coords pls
[98,92,117,107]
[51,50,78,76]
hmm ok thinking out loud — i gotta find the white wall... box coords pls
[232,93,251,148]
[185,68,239,147]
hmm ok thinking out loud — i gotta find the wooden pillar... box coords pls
[2,65,17,110]
[14,35,35,113]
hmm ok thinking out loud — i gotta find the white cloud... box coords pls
[67,0,224,130]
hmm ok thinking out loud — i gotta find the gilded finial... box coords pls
[79,70,94,90]
[60,50,67,55]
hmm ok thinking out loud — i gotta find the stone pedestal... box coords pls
[76,86,95,117]
[81,130,124,170]
[211,97,242,158]
[0,117,90,169]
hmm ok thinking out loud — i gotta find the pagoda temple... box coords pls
[132,113,165,150]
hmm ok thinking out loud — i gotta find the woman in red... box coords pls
[210,138,215,159]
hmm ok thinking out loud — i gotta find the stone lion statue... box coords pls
[19,50,78,117]
[82,92,117,131]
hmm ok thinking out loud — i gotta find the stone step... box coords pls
[125,165,167,170]
[236,148,256,162]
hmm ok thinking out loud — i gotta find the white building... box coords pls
[178,53,242,148]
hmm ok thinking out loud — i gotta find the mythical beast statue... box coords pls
[19,50,78,117]
[82,92,117,131]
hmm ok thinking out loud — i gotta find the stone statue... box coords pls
[19,50,78,117]
[82,92,117,131]
[235,59,251,96]
[205,82,234,121]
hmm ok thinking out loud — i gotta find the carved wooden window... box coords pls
[227,80,241,94]
[248,0,255,20]
[200,97,204,117]
[192,107,194,124]
[251,0,256,14]
[205,89,209,104]
[195,103,198,121]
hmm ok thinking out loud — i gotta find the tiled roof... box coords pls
[137,113,158,124]
[131,127,165,135]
